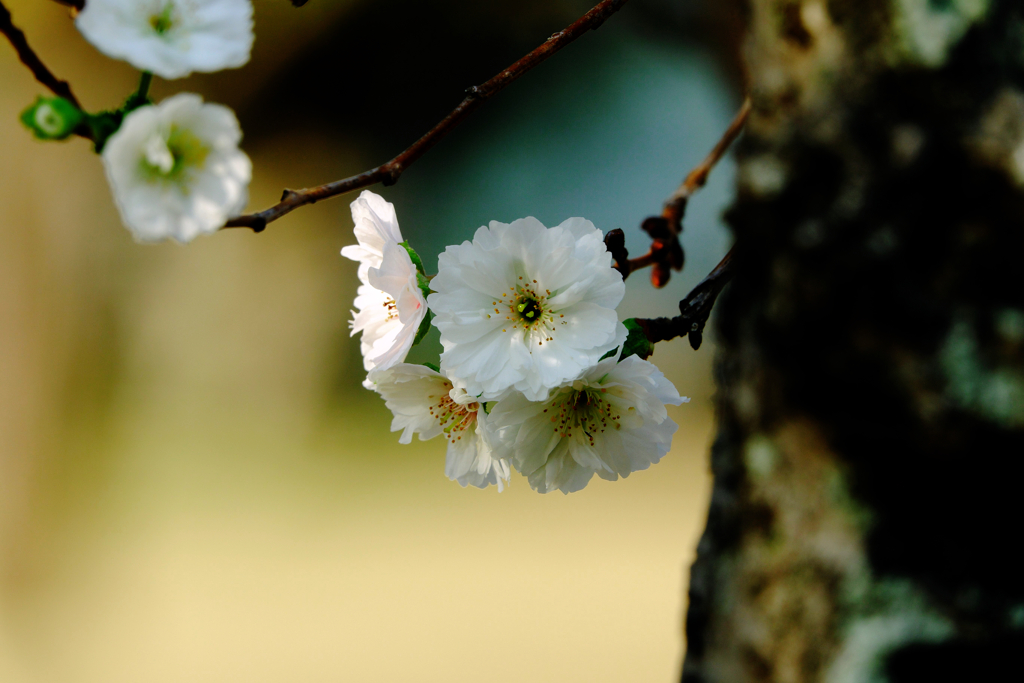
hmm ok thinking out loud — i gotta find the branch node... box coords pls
[604,228,630,278]
[641,216,670,239]
[381,168,399,186]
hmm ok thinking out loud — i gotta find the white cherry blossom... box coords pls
[341,191,405,281]
[488,355,687,494]
[428,217,625,401]
[101,93,251,243]
[76,0,254,80]
[341,192,427,384]
[369,364,511,491]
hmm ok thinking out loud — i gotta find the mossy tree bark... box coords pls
[682,1,1024,681]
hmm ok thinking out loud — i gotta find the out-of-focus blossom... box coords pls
[101,93,251,243]
[76,0,254,79]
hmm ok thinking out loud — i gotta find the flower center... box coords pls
[149,5,175,34]
[426,382,478,443]
[491,276,572,348]
[515,296,542,324]
[547,386,621,445]
[140,126,209,182]
[381,297,399,322]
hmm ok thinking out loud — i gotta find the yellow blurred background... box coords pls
[1,1,739,680]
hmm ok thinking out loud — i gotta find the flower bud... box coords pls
[20,97,83,140]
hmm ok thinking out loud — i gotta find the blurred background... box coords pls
[0,0,743,681]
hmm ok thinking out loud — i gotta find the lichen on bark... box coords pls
[682,1,1024,681]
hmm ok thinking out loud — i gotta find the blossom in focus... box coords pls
[488,355,686,494]
[428,217,625,401]
[101,93,251,243]
[341,191,405,281]
[341,192,427,384]
[369,364,511,491]
[76,0,254,79]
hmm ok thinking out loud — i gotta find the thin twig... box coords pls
[612,97,750,287]
[634,247,734,351]
[225,0,628,232]
[1,0,82,108]
[663,97,750,228]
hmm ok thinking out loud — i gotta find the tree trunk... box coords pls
[682,1,1024,681]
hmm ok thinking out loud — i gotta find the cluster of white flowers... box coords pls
[74,0,255,242]
[59,2,691,493]
[343,192,688,494]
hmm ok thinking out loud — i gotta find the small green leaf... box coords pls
[422,362,440,373]
[400,241,427,276]
[400,242,434,299]
[620,319,655,361]
[412,309,435,348]
[415,271,432,300]
[482,401,492,415]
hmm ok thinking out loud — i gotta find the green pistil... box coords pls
[141,126,210,183]
[516,297,542,324]
[149,5,175,34]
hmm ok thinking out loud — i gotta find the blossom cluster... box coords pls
[343,192,688,494]
[21,0,256,243]
[18,2,690,494]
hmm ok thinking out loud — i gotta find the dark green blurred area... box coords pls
[0,1,740,680]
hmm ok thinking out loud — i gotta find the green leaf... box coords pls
[415,272,432,301]
[620,319,655,361]
[400,241,434,300]
[400,241,427,276]
[412,309,435,348]
[421,362,440,373]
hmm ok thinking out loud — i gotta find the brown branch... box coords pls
[613,97,750,287]
[663,97,751,229]
[225,0,628,232]
[1,0,81,108]
[633,247,734,351]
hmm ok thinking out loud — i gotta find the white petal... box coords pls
[342,191,406,282]
[370,364,450,443]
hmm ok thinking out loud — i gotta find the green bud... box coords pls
[20,97,83,141]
